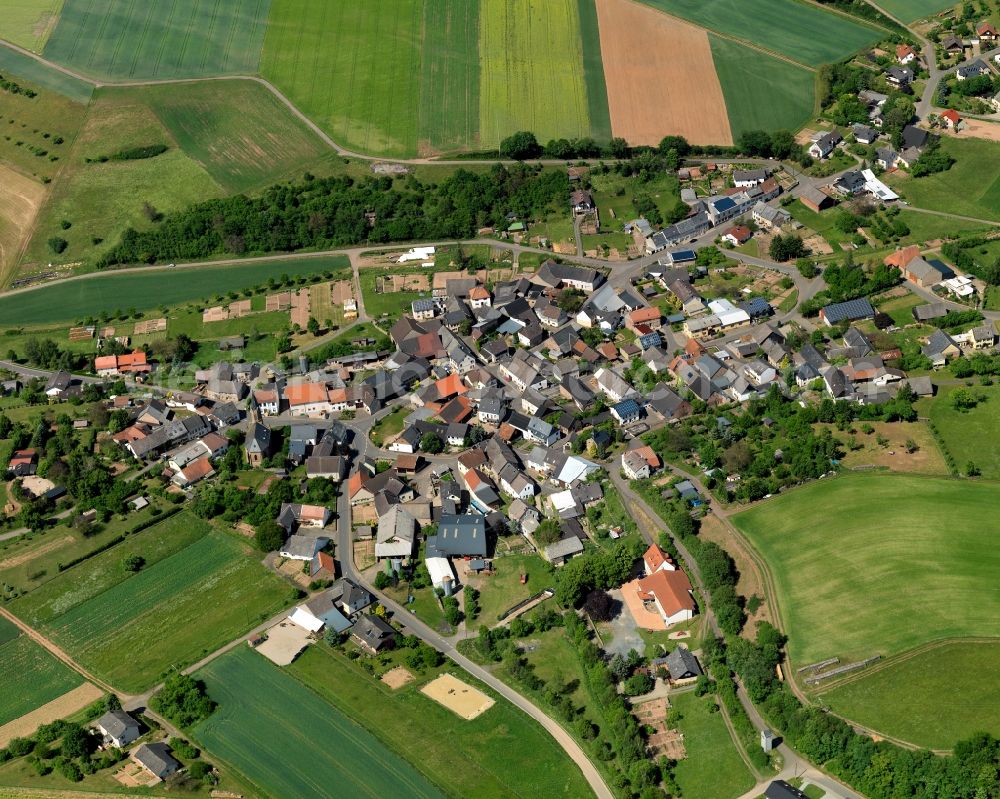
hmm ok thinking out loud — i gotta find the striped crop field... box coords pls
[480,0,592,149]
[9,513,291,693]
[418,0,481,154]
[195,647,448,799]
[262,0,423,158]
[43,0,271,80]
[0,632,84,726]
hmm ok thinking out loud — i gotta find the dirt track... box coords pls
[595,0,733,146]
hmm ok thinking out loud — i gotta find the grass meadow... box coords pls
[0,43,93,103]
[479,0,592,148]
[0,1,63,52]
[873,0,956,23]
[262,0,423,158]
[196,647,447,799]
[670,692,755,799]
[0,632,84,726]
[0,254,348,324]
[43,0,270,80]
[291,645,595,799]
[20,86,223,274]
[887,138,1000,222]
[639,0,882,66]
[732,474,1000,666]
[142,80,330,193]
[0,75,86,183]
[10,513,291,692]
[419,0,480,154]
[709,37,815,139]
[818,640,1000,749]
[929,382,1000,480]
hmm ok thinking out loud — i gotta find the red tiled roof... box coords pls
[284,383,330,406]
[635,570,694,617]
[884,245,920,269]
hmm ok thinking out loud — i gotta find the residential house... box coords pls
[277,503,333,533]
[644,543,676,574]
[594,367,637,403]
[885,66,913,87]
[808,129,842,159]
[534,261,604,293]
[94,710,140,748]
[622,446,661,480]
[611,398,644,425]
[722,225,752,246]
[623,569,696,629]
[732,168,769,188]
[752,202,791,231]
[922,329,960,366]
[940,108,963,130]
[957,59,990,80]
[665,646,703,682]
[94,351,151,377]
[351,615,397,653]
[895,44,917,64]
[131,743,180,781]
[765,781,809,799]
[819,298,875,326]
[44,371,73,398]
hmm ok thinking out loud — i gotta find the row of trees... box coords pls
[98,164,569,267]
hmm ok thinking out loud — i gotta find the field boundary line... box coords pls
[792,0,895,35]
[631,7,816,72]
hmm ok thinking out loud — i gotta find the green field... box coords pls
[670,692,756,799]
[0,42,93,103]
[0,0,63,52]
[0,632,84,725]
[290,645,595,798]
[143,80,330,193]
[819,641,1000,749]
[19,86,224,274]
[262,0,423,158]
[576,0,612,144]
[419,0,480,154]
[929,383,1000,480]
[640,0,882,66]
[872,0,955,23]
[479,0,592,148]
[710,36,815,139]
[196,647,447,799]
[10,513,291,692]
[43,0,270,80]
[733,474,1000,666]
[0,254,347,323]
[887,138,1000,223]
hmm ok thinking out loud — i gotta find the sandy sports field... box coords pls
[595,0,733,145]
[420,673,495,720]
[951,119,1000,142]
[0,683,103,748]
[380,665,415,690]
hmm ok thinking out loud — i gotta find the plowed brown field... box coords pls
[595,0,733,145]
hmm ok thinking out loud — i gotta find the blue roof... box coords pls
[638,332,662,350]
[822,297,874,323]
[712,197,736,212]
[612,398,643,417]
[739,297,773,317]
[668,249,696,263]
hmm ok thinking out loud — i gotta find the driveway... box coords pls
[602,589,646,657]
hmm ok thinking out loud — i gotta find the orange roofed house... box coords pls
[622,544,694,630]
[626,306,662,332]
[94,351,151,377]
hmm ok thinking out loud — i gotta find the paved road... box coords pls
[334,489,614,799]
